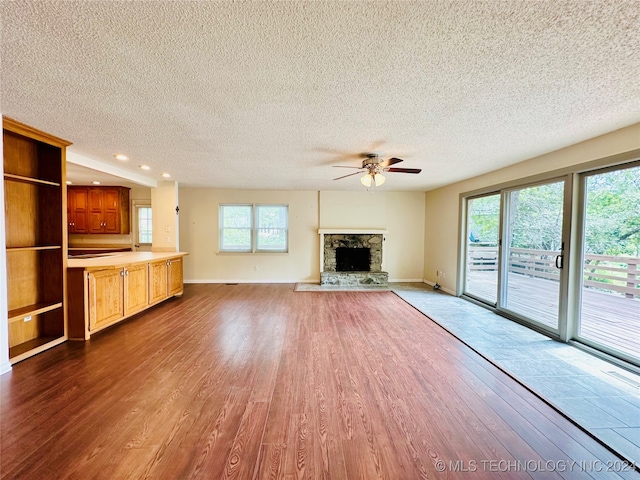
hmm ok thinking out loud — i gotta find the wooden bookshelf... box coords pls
[3,117,71,364]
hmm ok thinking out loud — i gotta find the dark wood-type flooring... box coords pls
[1,284,637,479]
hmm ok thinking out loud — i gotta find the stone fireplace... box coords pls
[319,229,389,286]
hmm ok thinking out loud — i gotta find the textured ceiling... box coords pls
[2,1,639,191]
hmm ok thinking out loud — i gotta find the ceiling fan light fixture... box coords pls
[360,173,372,187]
[374,173,385,186]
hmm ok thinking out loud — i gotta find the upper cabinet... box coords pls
[67,187,88,233]
[3,117,70,363]
[68,186,130,234]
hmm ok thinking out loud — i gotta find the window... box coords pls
[460,156,640,367]
[137,206,152,245]
[219,204,288,253]
[256,204,288,252]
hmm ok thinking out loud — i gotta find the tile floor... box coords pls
[391,282,640,466]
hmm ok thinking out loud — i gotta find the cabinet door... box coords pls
[124,263,149,316]
[149,260,168,305]
[88,188,106,233]
[102,188,121,234]
[88,269,124,331]
[68,188,88,233]
[167,258,183,296]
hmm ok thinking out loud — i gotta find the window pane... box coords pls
[465,194,499,304]
[222,205,252,228]
[579,165,640,360]
[504,181,564,330]
[256,205,288,251]
[138,207,152,244]
[220,205,252,251]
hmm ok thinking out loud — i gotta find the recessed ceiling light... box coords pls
[161,173,171,178]
[66,181,72,185]
[92,181,101,185]
[114,154,128,161]
[140,165,150,170]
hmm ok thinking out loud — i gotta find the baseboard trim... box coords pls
[422,279,455,296]
[0,360,12,376]
[184,279,306,284]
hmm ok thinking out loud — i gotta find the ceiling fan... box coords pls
[333,153,422,187]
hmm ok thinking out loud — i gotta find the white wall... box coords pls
[424,123,640,294]
[179,189,426,283]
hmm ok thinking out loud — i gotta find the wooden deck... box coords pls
[466,271,639,359]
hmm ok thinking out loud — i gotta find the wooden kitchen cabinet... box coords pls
[87,268,124,331]
[67,187,88,233]
[67,252,186,339]
[3,117,70,364]
[149,257,183,305]
[149,260,168,305]
[68,186,130,234]
[86,263,149,333]
[124,262,149,316]
[168,257,183,296]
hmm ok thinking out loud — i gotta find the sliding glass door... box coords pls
[464,179,567,333]
[577,164,640,362]
[462,158,639,366]
[502,181,565,330]
[464,194,500,305]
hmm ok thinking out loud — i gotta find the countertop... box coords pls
[67,251,188,270]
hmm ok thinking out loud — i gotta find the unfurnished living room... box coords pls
[1,1,639,479]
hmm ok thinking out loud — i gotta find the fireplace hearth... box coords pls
[319,231,388,286]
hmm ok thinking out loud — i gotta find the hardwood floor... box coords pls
[1,284,637,479]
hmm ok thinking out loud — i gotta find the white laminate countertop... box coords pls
[68,251,188,270]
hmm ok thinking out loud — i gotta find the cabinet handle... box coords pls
[125,270,129,276]
[120,269,125,276]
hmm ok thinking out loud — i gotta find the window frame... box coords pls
[218,203,289,253]
[133,202,152,247]
[219,204,254,252]
[255,204,289,253]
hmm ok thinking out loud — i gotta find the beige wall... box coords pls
[179,189,426,282]
[319,191,425,281]
[424,123,640,294]
[151,181,179,252]
[179,189,320,282]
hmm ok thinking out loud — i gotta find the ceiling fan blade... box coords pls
[378,157,404,168]
[333,170,364,180]
[332,165,363,169]
[386,167,422,174]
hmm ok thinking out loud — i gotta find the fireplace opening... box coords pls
[336,247,370,272]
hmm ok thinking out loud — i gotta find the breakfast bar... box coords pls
[67,251,188,340]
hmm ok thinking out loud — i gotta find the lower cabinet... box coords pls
[87,263,149,331]
[149,257,184,305]
[125,263,149,316]
[67,255,184,340]
[87,268,125,331]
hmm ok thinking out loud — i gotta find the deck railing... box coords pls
[468,245,640,299]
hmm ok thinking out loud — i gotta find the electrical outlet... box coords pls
[165,236,170,243]
[165,225,170,233]
[441,272,446,279]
